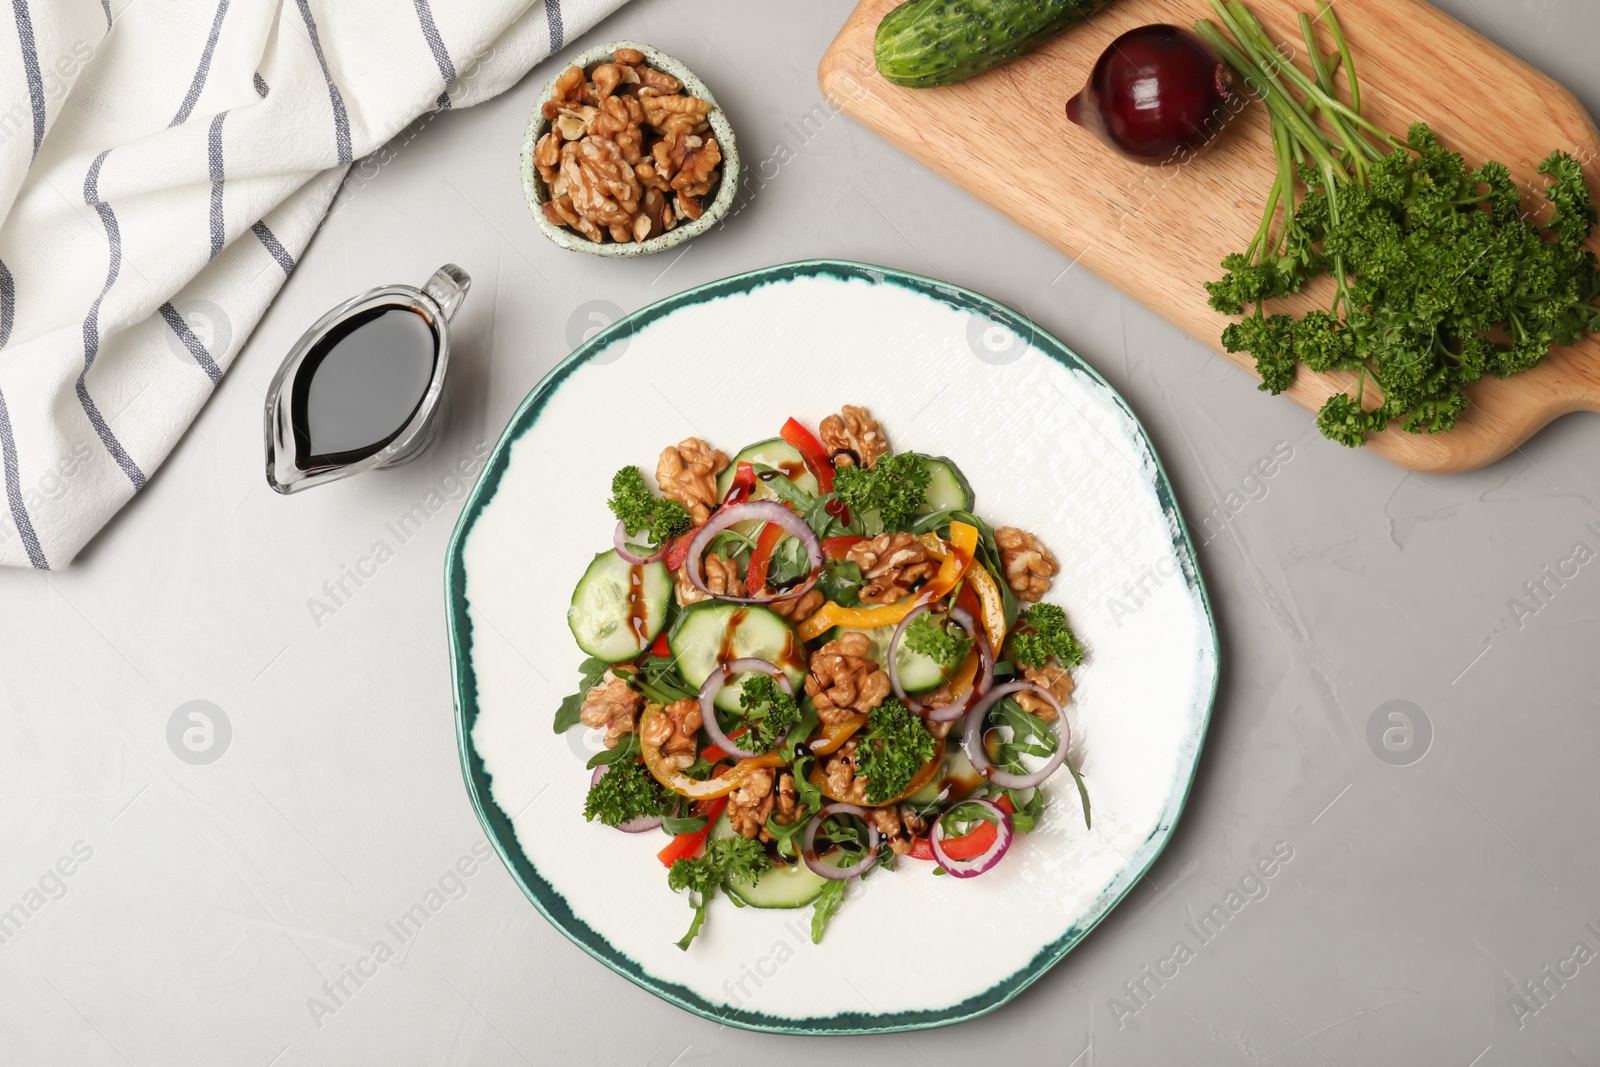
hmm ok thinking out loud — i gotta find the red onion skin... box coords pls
[613,520,667,566]
[1067,25,1235,165]
[683,500,821,605]
[800,804,881,880]
[697,657,795,759]
[930,798,1013,878]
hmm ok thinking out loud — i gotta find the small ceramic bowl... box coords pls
[520,41,741,257]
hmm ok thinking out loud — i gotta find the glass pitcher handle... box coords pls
[423,264,471,322]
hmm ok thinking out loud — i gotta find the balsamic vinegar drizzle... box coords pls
[289,304,438,469]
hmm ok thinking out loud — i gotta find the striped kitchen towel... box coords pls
[0,0,627,569]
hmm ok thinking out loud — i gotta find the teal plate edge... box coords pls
[443,259,1221,1036]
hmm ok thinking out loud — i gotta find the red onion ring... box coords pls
[697,657,795,759]
[590,764,664,833]
[961,681,1070,789]
[800,803,881,880]
[929,798,1014,878]
[888,606,992,722]
[683,500,822,604]
[612,520,667,566]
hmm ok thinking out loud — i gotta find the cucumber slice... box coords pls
[709,813,830,908]
[715,438,820,501]
[914,454,975,515]
[567,550,672,663]
[669,602,807,712]
[841,618,960,695]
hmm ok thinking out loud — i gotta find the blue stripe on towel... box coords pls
[80,151,146,490]
[293,0,352,165]
[169,0,230,127]
[10,0,45,158]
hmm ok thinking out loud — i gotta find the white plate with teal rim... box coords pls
[446,260,1218,1034]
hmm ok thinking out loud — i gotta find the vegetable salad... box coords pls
[555,406,1089,948]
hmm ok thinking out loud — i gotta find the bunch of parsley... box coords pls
[1196,1,1600,447]
[855,699,937,805]
[667,836,769,949]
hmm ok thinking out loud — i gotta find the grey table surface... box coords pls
[5,0,1600,1063]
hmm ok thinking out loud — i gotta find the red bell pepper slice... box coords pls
[722,461,757,506]
[907,794,1014,861]
[821,535,866,561]
[648,632,672,658]
[780,417,835,493]
[746,520,787,595]
[657,796,728,867]
[662,530,696,574]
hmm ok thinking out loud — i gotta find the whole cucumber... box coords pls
[874,0,1118,88]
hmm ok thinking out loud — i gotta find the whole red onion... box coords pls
[1067,25,1236,165]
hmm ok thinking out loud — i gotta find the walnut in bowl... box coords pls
[520,42,740,257]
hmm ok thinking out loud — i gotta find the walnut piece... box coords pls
[995,526,1059,603]
[846,532,937,605]
[640,698,702,769]
[538,54,719,244]
[805,633,891,726]
[870,804,928,854]
[727,767,776,841]
[656,437,728,525]
[1015,663,1075,721]
[767,587,824,623]
[772,772,798,825]
[820,739,867,803]
[675,552,744,607]
[578,670,641,748]
[819,405,889,470]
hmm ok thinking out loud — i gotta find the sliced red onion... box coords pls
[889,606,992,722]
[961,681,1070,789]
[800,803,880,880]
[684,500,821,604]
[697,657,794,759]
[612,520,667,565]
[929,798,1013,878]
[590,764,664,833]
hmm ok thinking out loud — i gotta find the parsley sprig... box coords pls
[903,611,972,667]
[832,452,930,532]
[1196,1,1600,446]
[855,699,937,805]
[735,674,801,753]
[608,466,690,545]
[667,836,770,949]
[582,758,670,828]
[1009,604,1084,670]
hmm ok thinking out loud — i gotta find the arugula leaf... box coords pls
[818,559,864,607]
[637,655,696,704]
[554,657,612,733]
[764,535,811,588]
[810,879,847,944]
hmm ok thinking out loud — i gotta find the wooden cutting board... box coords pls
[818,0,1600,472]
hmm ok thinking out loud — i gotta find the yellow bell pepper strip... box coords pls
[963,563,1008,654]
[808,713,868,755]
[811,739,946,806]
[639,703,783,800]
[797,521,980,641]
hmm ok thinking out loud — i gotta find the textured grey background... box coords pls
[4,0,1600,1063]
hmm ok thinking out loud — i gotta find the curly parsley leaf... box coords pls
[554,657,612,733]
[736,673,801,753]
[832,452,931,532]
[1009,604,1084,670]
[609,466,691,545]
[856,699,937,805]
[667,835,771,949]
[903,611,972,668]
[582,757,669,827]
